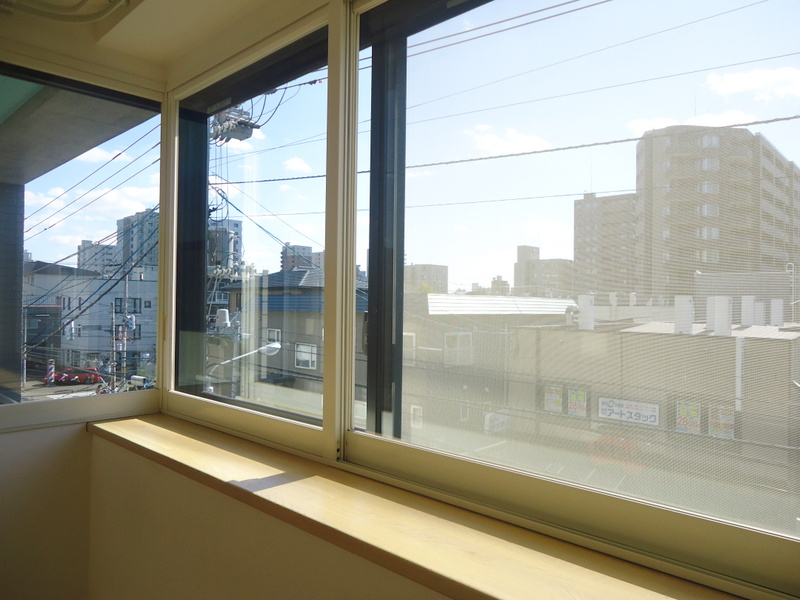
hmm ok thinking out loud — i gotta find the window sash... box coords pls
[160,2,798,598]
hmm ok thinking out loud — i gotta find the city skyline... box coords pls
[20,0,800,294]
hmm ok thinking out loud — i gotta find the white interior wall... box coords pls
[0,425,92,600]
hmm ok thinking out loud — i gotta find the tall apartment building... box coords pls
[281,243,323,271]
[574,126,800,301]
[637,125,800,299]
[117,210,159,269]
[514,245,574,298]
[573,194,638,296]
[405,264,448,294]
[77,239,116,273]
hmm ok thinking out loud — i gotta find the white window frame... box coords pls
[155,3,799,600]
[294,343,317,370]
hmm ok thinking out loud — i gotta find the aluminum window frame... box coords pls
[341,2,799,599]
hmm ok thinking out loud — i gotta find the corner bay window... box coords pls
[170,1,799,597]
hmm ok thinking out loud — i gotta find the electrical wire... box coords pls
[210,173,323,248]
[408,52,800,127]
[407,0,773,111]
[406,114,800,171]
[209,113,800,187]
[407,0,616,59]
[25,156,160,242]
[24,206,160,307]
[407,0,587,49]
[25,122,159,221]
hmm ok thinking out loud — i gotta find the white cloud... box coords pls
[223,138,255,153]
[465,125,552,156]
[707,67,800,101]
[25,189,65,210]
[283,156,313,173]
[76,148,131,163]
[71,185,157,220]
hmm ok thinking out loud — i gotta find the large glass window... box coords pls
[176,29,328,425]
[0,65,159,403]
[356,0,798,594]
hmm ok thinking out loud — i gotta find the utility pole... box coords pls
[122,274,128,382]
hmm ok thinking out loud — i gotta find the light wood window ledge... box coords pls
[89,414,742,600]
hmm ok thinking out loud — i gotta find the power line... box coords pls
[24,206,160,307]
[406,114,800,170]
[210,114,800,185]
[25,156,160,242]
[210,174,323,248]
[408,52,800,128]
[408,0,615,59]
[407,0,773,111]
[26,228,160,353]
[24,121,160,221]
[25,142,159,235]
[407,0,587,49]
[208,3,782,172]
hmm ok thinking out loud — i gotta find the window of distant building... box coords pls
[295,343,317,370]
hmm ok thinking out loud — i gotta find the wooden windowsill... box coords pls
[89,414,740,600]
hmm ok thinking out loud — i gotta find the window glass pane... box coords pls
[358,0,800,539]
[176,29,328,425]
[0,69,159,402]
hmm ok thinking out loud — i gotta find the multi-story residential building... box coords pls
[22,259,99,369]
[514,245,574,298]
[280,243,323,271]
[573,194,638,296]
[405,263,448,294]
[59,265,158,378]
[77,239,117,273]
[636,125,800,299]
[117,210,159,269]
[490,275,510,295]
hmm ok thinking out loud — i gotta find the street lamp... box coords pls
[204,342,280,393]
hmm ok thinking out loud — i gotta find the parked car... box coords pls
[43,367,104,385]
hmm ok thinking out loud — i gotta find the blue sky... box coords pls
[23,0,800,292]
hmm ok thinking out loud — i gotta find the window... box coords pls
[295,343,317,370]
[114,297,142,314]
[175,27,328,424]
[1,63,159,402]
[351,0,798,597]
[697,203,720,217]
[699,181,720,194]
[443,332,473,367]
[696,227,720,240]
